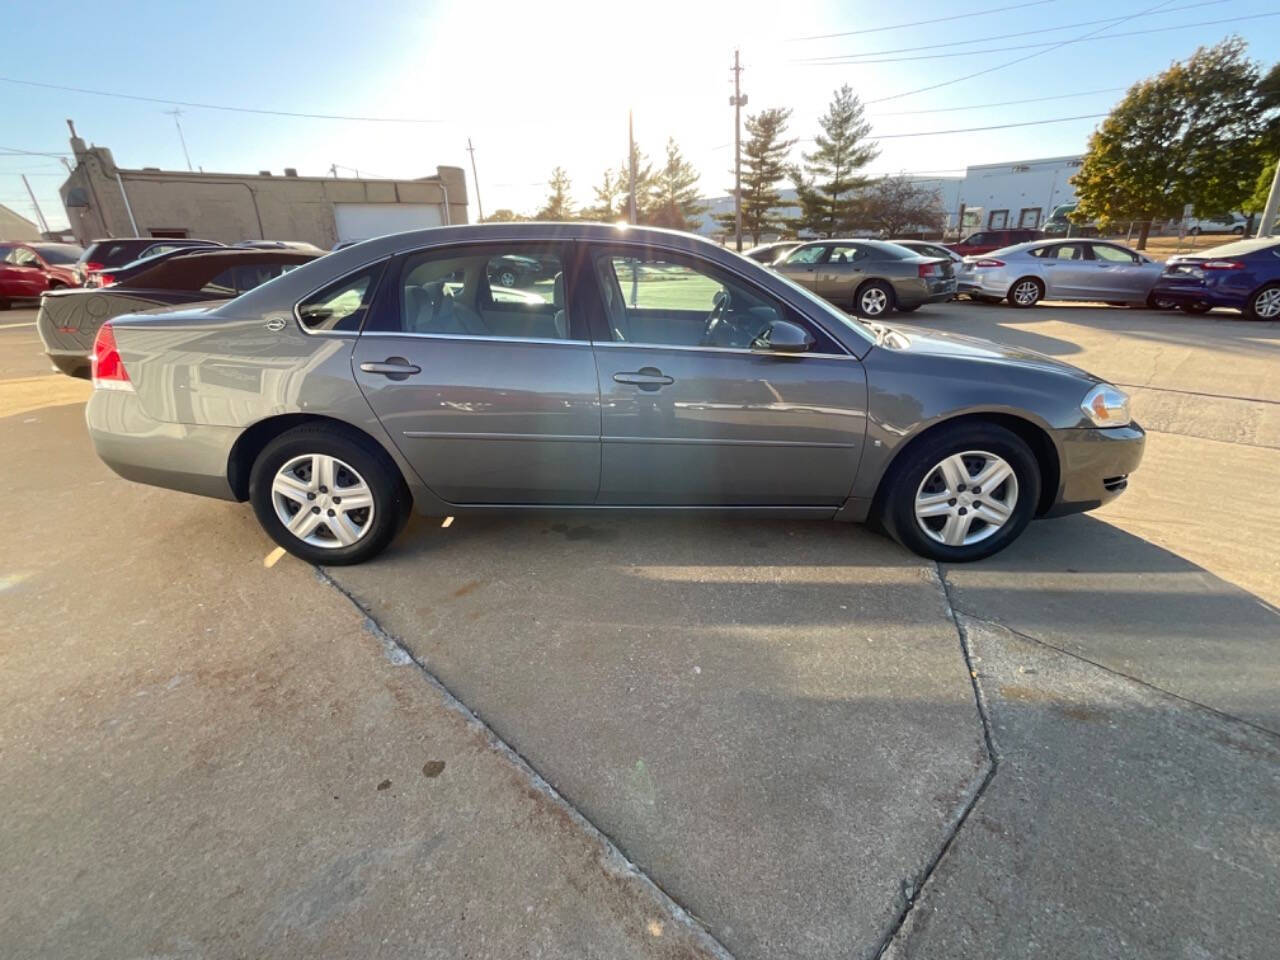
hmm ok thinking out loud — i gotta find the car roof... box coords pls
[1175,237,1280,258]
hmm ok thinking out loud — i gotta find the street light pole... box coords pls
[628,110,637,226]
[21,174,50,235]
[1256,160,1280,239]
[466,138,484,222]
[730,50,747,252]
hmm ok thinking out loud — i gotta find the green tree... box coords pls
[535,167,574,221]
[482,208,527,223]
[1072,37,1268,249]
[851,175,944,237]
[715,107,796,245]
[619,147,657,223]
[643,137,707,231]
[580,169,625,223]
[789,85,879,237]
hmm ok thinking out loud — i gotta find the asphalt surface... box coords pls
[1,299,1277,959]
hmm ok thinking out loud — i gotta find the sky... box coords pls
[3,0,1278,231]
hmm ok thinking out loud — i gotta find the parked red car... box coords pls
[0,242,84,308]
[946,228,1042,257]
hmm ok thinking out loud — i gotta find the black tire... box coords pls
[855,280,895,318]
[1232,226,1245,235]
[1007,277,1043,309]
[1244,283,1280,322]
[0,298,9,311]
[1179,302,1211,315]
[1146,293,1175,310]
[1188,226,1202,236]
[496,269,518,287]
[878,422,1041,563]
[249,423,411,565]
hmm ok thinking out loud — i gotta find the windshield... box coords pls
[31,244,83,265]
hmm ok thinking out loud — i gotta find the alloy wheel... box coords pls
[271,453,375,548]
[497,270,517,287]
[1012,280,1041,306]
[1253,287,1280,319]
[914,450,1019,547]
[860,286,889,316]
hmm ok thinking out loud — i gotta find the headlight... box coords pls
[1081,384,1130,427]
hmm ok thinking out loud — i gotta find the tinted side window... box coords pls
[1092,244,1138,263]
[827,244,864,263]
[298,264,384,332]
[784,245,827,265]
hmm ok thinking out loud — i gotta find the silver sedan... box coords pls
[956,239,1168,308]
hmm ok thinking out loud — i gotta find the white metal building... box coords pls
[955,155,1083,231]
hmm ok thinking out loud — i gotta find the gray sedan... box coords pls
[86,223,1143,565]
[773,239,956,317]
[957,239,1168,308]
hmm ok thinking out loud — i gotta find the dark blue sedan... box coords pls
[1151,238,1280,320]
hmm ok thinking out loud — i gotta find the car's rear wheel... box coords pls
[1244,284,1280,321]
[495,268,518,287]
[855,281,895,318]
[1008,277,1043,308]
[880,423,1040,563]
[1146,293,1175,310]
[249,424,410,565]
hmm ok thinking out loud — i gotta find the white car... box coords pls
[1184,214,1246,236]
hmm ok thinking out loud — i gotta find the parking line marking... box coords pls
[441,516,454,528]
[263,546,286,568]
[0,322,36,329]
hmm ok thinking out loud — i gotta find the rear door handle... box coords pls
[360,357,421,380]
[614,368,674,390]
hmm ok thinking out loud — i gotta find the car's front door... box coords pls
[1039,242,1093,298]
[772,242,827,292]
[0,247,46,298]
[348,241,601,504]
[584,244,867,506]
[816,243,869,305]
[1089,243,1156,299]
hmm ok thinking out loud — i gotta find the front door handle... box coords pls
[614,367,674,391]
[360,357,421,381]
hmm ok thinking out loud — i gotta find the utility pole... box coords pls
[329,163,338,178]
[628,110,637,225]
[21,175,51,235]
[164,108,193,171]
[466,138,484,222]
[1257,161,1280,239]
[729,50,747,252]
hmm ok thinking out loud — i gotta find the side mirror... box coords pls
[752,317,813,354]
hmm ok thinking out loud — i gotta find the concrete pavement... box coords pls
[2,300,1278,958]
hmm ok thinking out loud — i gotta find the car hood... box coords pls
[873,322,1099,381]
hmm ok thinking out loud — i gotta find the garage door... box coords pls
[332,203,443,244]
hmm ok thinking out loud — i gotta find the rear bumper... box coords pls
[896,277,958,306]
[1043,424,1145,517]
[1149,280,1248,310]
[86,387,239,501]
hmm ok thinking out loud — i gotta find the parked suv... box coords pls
[947,229,1042,256]
[0,242,84,308]
[74,237,222,284]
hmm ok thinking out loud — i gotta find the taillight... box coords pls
[1201,260,1244,270]
[917,263,942,277]
[84,260,104,273]
[91,322,132,390]
[98,273,116,287]
[974,258,1005,268]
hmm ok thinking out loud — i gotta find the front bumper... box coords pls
[87,387,240,501]
[1043,424,1145,517]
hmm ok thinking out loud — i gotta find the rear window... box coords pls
[30,244,83,264]
[297,263,385,332]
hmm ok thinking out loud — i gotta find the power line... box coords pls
[873,112,1106,138]
[801,11,1278,66]
[0,146,71,158]
[872,87,1125,116]
[789,0,1059,40]
[794,0,1226,61]
[867,0,1180,103]
[0,77,444,124]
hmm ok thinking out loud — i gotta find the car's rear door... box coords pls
[583,242,867,506]
[1039,242,1093,298]
[349,240,601,504]
[772,242,827,292]
[816,243,869,304]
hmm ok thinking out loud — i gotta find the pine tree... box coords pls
[580,169,625,223]
[716,108,796,245]
[644,137,707,231]
[535,167,574,221]
[790,85,878,237]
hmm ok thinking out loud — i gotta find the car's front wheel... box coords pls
[880,423,1040,563]
[249,424,410,565]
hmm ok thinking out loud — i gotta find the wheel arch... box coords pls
[227,412,414,504]
[870,411,1061,519]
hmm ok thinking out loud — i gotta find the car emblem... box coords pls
[265,317,286,332]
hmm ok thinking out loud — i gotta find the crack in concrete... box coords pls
[950,604,1280,741]
[312,567,738,960]
[871,564,1001,960]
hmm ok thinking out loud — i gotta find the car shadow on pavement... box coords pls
[940,513,1280,734]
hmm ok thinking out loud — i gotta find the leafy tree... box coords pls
[643,137,707,231]
[715,107,796,245]
[619,147,657,223]
[535,167,574,221]
[851,175,944,237]
[482,208,526,222]
[1072,37,1268,249]
[1243,155,1277,228]
[789,85,879,237]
